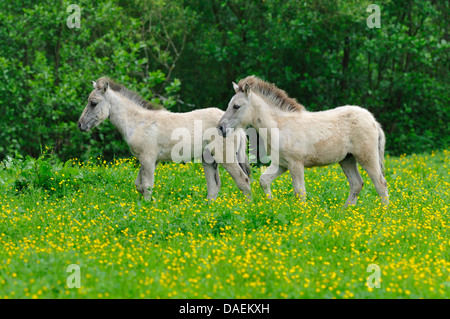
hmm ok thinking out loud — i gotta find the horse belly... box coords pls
[304,137,349,167]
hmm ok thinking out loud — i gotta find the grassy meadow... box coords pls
[0,149,448,299]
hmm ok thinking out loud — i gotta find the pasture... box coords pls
[0,149,448,299]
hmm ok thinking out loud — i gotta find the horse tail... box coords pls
[377,123,386,176]
[236,129,251,177]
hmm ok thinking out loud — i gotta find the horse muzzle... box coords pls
[217,124,227,137]
[77,121,90,132]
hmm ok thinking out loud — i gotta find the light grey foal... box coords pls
[218,76,388,207]
[78,77,251,201]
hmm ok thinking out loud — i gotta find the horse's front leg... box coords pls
[135,168,143,194]
[289,162,306,201]
[221,161,252,199]
[259,163,287,198]
[137,158,156,201]
[201,149,221,200]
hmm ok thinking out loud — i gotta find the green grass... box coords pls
[0,149,449,299]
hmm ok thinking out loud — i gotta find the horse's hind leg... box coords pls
[355,154,389,206]
[339,155,364,207]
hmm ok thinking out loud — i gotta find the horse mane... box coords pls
[237,75,305,112]
[95,77,163,110]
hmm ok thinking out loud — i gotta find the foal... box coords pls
[218,76,389,206]
[78,77,251,200]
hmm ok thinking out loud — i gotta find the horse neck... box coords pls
[107,92,142,140]
[249,93,281,146]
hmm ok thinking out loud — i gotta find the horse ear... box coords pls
[243,83,250,96]
[102,81,109,93]
[232,82,239,93]
[92,81,97,89]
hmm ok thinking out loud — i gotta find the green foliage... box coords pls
[0,0,448,160]
[0,147,82,195]
[0,0,185,161]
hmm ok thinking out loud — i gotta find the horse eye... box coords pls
[90,101,98,107]
[233,104,241,110]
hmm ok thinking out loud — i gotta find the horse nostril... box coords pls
[218,124,228,137]
[217,125,225,136]
[77,122,81,128]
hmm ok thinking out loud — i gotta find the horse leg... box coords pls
[135,168,143,194]
[356,155,389,206]
[220,161,252,198]
[289,162,306,201]
[138,158,156,201]
[339,155,364,207]
[260,163,287,198]
[201,159,221,200]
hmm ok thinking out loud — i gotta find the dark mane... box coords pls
[237,75,305,112]
[95,77,163,110]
